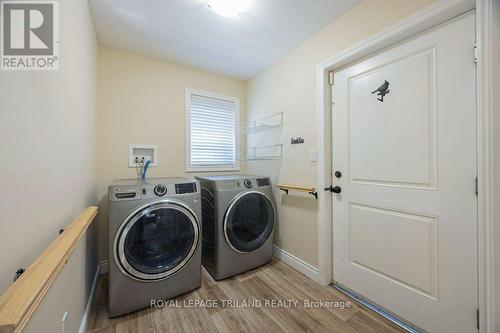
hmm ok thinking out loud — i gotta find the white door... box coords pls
[331,12,477,333]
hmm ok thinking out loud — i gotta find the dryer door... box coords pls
[224,191,275,253]
[115,201,199,281]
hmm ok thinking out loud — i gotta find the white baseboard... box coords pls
[78,264,101,333]
[99,260,109,274]
[272,245,319,282]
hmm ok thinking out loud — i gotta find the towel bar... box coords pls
[276,184,317,199]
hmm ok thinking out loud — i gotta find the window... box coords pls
[186,88,239,172]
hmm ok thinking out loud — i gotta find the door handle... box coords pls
[325,186,341,193]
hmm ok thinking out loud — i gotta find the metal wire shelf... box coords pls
[240,112,283,133]
[239,144,282,161]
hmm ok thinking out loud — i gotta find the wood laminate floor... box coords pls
[87,259,404,333]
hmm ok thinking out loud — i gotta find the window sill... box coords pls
[186,167,240,173]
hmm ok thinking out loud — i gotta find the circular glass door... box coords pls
[115,201,199,281]
[224,191,275,253]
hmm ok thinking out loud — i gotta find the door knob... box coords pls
[325,186,342,193]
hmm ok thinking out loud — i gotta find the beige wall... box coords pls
[97,47,246,260]
[24,231,97,333]
[0,0,99,329]
[245,0,437,268]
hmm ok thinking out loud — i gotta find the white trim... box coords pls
[317,0,475,71]
[78,264,101,333]
[316,0,495,331]
[272,245,319,282]
[185,87,241,173]
[476,0,495,331]
[316,64,333,286]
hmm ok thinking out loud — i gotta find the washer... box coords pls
[107,177,201,317]
[196,175,276,280]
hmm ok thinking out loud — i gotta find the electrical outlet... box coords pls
[62,311,68,333]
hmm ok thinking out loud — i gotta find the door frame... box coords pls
[315,0,495,331]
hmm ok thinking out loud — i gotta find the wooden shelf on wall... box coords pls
[0,206,98,333]
[276,184,318,199]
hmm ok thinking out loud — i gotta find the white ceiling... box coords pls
[89,0,359,80]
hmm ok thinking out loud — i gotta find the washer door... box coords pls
[224,191,275,253]
[115,201,199,281]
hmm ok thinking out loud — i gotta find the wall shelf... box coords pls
[277,184,318,199]
[240,112,283,133]
[240,144,282,161]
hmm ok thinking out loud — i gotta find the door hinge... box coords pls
[329,71,334,86]
[474,43,478,63]
[476,308,480,330]
[475,176,478,196]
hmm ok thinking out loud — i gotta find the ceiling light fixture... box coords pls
[207,0,252,18]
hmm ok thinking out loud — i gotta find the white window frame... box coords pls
[185,88,240,173]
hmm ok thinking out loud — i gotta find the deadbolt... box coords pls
[334,171,342,178]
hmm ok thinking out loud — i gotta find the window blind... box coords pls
[189,93,237,168]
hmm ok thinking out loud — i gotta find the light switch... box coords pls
[309,149,317,162]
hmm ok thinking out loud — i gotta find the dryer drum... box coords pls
[223,191,275,253]
[115,201,199,281]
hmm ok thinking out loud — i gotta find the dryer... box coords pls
[107,178,201,317]
[196,175,276,280]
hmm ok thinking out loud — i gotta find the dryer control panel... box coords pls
[208,176,272,192]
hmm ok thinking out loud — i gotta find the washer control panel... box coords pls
[243,179,253,188]
[175,182,197,194]
[109,179,200,201]
[154,184,167,197]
